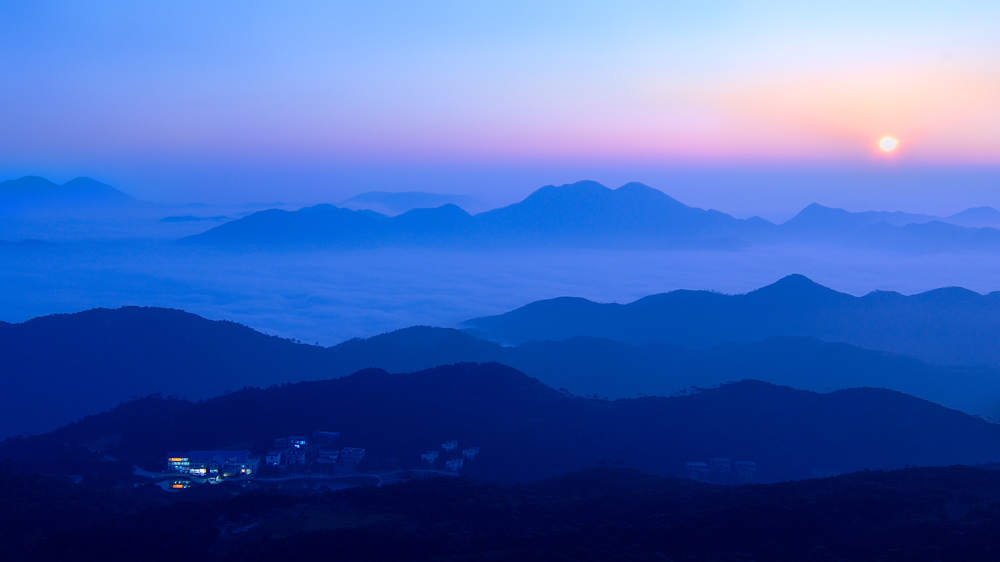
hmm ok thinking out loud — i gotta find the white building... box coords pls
[735,461,757,483]
[686,462,709,482]
[708,457,731,472]
[317,449,341,464]
[265,450,283,467]
[340,447,366,467]
[285,449,306,466]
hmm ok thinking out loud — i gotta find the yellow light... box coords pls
[879,136,898,152]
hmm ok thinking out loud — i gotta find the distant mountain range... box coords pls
[3,288,1000,437]
[4,363,1000,483]
[0,176,141,215]
[184,181,765,248]
[185,180,1000,251]
[338,191,488,216]
[810,205,1000,229]
[158,214,230,223]
[5,176,999,248]
[947,206,1000,229]
[463,274,1000,367]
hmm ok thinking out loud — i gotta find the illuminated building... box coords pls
[166,450,259,478]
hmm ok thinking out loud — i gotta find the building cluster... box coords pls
[165,430,368,482]
[265,431,366,470]
[421,440,479,472]
[686,457,756,484]
[166,450,260,479]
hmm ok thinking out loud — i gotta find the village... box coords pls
[163,430,480,489]
[686,457,757,484]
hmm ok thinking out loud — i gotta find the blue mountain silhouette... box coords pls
[4,281,1000,437]
[462,274,1000,366]
[6,362,1000,484]
[0,176,139,213]
[185,180,1000,250]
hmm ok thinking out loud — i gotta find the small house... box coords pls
[265,451,283,467]
[340,447,366,467]
[285,449,306,466]
[686,462,709,482]
[708,457,731,472]
[317,449,340,464]
[735,461,757,483]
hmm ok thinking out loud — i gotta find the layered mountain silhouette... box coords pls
[0,307,331,437]
[947,206,1000,229]
[159,215,230,223]
[338,191,487,216]
[463,274,1000,367]
[3,299,1000,438]
[779,203,1000,249]
[4,176,997,249]
[781,204,1000,229]
[0,176,141,215]
[184,180,1000,251]
[5,363,1000,483]
[186,181,762,248]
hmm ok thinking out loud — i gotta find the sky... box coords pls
[2,1,999,218]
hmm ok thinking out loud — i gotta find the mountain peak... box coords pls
[0,175,138,209]
[338,191,485,216]
[523,181,612,202]
[784,203,852,223]
[748,274,843,300]
[1,176,58,192]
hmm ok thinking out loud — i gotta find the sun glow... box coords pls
[879,136,899,152]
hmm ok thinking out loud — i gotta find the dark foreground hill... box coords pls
[8,465,1000,561]
[5,363,1000,483]
[0,307,332,437]
[5,305,1000,438]
[463,273,1000,366]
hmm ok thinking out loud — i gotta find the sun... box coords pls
[879,136,899,152]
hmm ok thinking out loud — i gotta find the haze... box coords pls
[5,4,1000,558]
[3,1,1000,218]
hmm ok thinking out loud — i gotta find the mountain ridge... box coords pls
[338,190,486,215]
[0,175,140,213]
[184,180,1000,251]
[5,362,1000,484]
[4,289,1000,437]
[462,274,1000,366]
